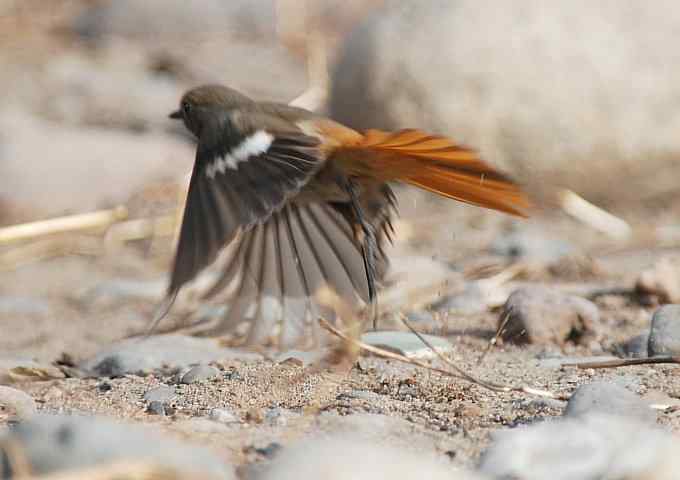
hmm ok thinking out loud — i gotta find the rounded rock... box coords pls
[564,381,655,424]
[648,304,680,356]
[179,365,220,384]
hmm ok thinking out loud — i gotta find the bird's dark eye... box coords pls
[182,101,192,114]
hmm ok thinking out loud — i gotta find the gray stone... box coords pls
[500,286,599,345]
[330,1,680,204]
[491,229,573,263]
[620,333,649,358]
[0,386,37,420]
[648,304,680,356]
[143,385,176,403]
[565,381,656,424]
[81,335,261,377]
[0,414,234,479]
[179,365,220,384]
[361,331,452,359]
[209,408,240,425]
[264,408,299,427]
[256,434,484,480]
[146,401,166,416]
[480,413,680,480]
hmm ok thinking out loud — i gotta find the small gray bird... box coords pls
[154,84,529,347]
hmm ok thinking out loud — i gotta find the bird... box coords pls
[152,84,529,347]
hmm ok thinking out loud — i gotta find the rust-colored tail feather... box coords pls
[342,129,530,217]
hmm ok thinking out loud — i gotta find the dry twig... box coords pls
[564,356,680,370]
[319,317,563,400]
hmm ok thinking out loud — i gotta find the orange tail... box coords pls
[337,129,530,217]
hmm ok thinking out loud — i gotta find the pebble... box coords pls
[143,385,176,403]
[179,365,220,384]
[146,401,166,416]
[0,414,235,479]
[500,286,599,345]
[264,408,299,427]
[480,413,680,480]
[81,335,261,377]
[209,408,240,425]
[564,381,656,424]
[648,304,680,356]
[0,386,37,420]
[619,332,649,358]
[360,331,453,359]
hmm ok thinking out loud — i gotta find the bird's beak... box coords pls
[169,110,182,120]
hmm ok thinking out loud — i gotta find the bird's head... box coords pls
[169,84,253,138]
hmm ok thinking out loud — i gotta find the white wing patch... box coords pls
[205,130,274,178]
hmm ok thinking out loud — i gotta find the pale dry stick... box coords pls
[557,188,632,240]
[0,236,102,271]
[15,462,217,480]
[0,206,128,246]
[319,317,563,399]
[564,356,680,370]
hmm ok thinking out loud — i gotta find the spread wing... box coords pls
[167,129,324,298]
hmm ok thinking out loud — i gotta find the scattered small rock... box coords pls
[564,381,656,424]
[97,382,112,392]
[636,256,680,303]
[0,414,235,479]
[360,331,453,359]
[143,385,176,403]
[480,413,680,480]
[210,408,240,425]
[275,350,324,367]
[648,304,680,356]
[146,401,166,416]
[81,335,261,377]
[264,408,298,427]
[619,332,649,358]
[179,365,220,384]
[0,386,37,420]
[500,286,599,345]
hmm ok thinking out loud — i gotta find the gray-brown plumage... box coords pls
[155,84,529,346]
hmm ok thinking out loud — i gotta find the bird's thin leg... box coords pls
[343,179,379,329]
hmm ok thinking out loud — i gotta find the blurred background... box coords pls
[2,0,680,360]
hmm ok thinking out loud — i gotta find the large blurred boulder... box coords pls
[0,110,193,219]
[330,0,680,204]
